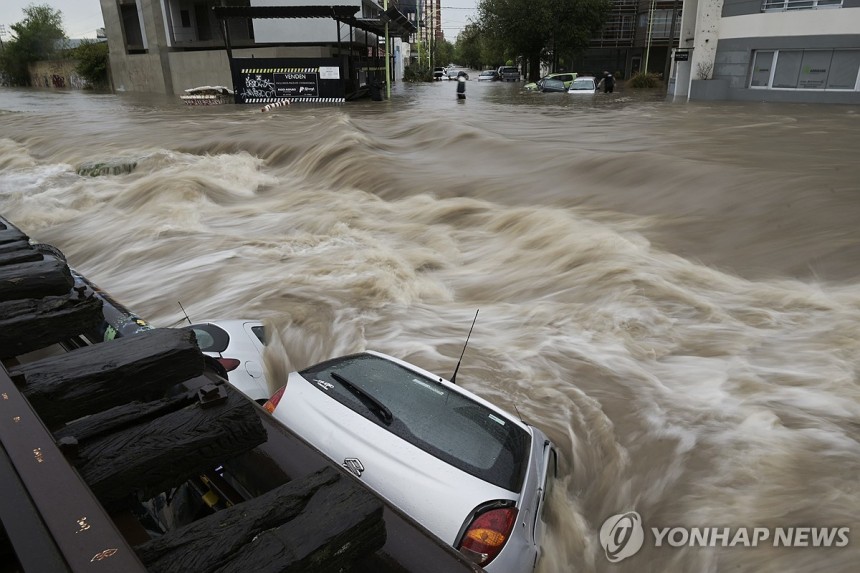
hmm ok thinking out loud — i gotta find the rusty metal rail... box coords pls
[0,367,148,572]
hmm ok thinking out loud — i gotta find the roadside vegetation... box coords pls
[453,0,612,82]
[73,40,110,88]
[627,72,662,89]
[0,3,109,88]
[413,0,612,83]
[0,4,65,86]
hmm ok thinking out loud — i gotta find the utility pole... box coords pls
[384,0,390,99]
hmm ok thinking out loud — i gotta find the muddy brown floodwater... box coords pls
[2,80,859,573]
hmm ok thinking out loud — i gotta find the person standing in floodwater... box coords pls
[598,71,615,94]
[457,71,467,100]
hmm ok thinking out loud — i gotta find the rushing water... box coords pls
[2,81,859,573]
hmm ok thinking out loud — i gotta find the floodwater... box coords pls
[2,80,859,573]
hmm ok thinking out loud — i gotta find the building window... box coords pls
[180,10,191,28]
[772,50,802,87]
[649,9,681,38]
[762,0,842,11]
[750,51,774,87]
[118,0,145,53]
[750,49,860,90]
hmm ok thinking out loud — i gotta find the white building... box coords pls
[672,0,860,103]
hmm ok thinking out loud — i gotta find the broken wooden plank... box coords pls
[136,466,386,573]
[10,328,204,426]
[0,291,104,359]
[71,385,267,508]
[0,258,74,302]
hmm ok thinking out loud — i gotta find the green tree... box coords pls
[433,39,455,68]
[0,4,66,86]
[454,24,483,70]
[478,0,611,81]
[73,40,109,88]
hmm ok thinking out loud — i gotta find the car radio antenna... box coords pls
[450,309,479,385]
[178,301,193,326]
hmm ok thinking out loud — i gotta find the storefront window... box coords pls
[750,51,774,87]
[773,51,802,88]
[797,51,833,89]
[750,49,860,91]
[826,51,860,89]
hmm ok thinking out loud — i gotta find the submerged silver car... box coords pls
[264,350,558,572]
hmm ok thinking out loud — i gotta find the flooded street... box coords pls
[2,80,859,573]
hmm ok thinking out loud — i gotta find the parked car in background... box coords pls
[568,76,598,94]
[264,350,558,573]
[478,69,500,81]
[187,319,269,402]
[433,67,445,81]
[447,69,469,80]
[498,66,521,82]
[524,72,577,92]
[539,78,568,93]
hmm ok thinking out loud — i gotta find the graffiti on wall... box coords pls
[29,60,92,90]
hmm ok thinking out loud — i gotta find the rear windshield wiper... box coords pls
[331,371,393,425]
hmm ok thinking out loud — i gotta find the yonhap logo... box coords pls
[600,511,645,562]
[598,510,850,563]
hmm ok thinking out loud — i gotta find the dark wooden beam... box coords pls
[0,258,74,302]
[10,328,204,426]
[136,466,386,573]
[0,291,104,359]
[71,385,267,508]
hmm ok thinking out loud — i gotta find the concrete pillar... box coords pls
[672,0,723,99]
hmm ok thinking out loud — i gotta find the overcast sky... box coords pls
[0,1,478,41]
[440,1,479,41]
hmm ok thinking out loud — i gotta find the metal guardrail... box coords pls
[762,0,842,10]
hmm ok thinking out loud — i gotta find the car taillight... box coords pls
[457,506,518,566]
[262,386,286,414]
[217,358,241,372]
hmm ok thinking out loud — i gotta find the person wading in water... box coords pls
[598,71,615,94]
[456,71,467,100]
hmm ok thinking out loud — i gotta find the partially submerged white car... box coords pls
[186,320,270,402]
[264,350,558,572]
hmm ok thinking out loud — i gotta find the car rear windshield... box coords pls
[301,353,531,492]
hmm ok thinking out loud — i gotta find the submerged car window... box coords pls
[301,353,530,492]
[188,324,229,352]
